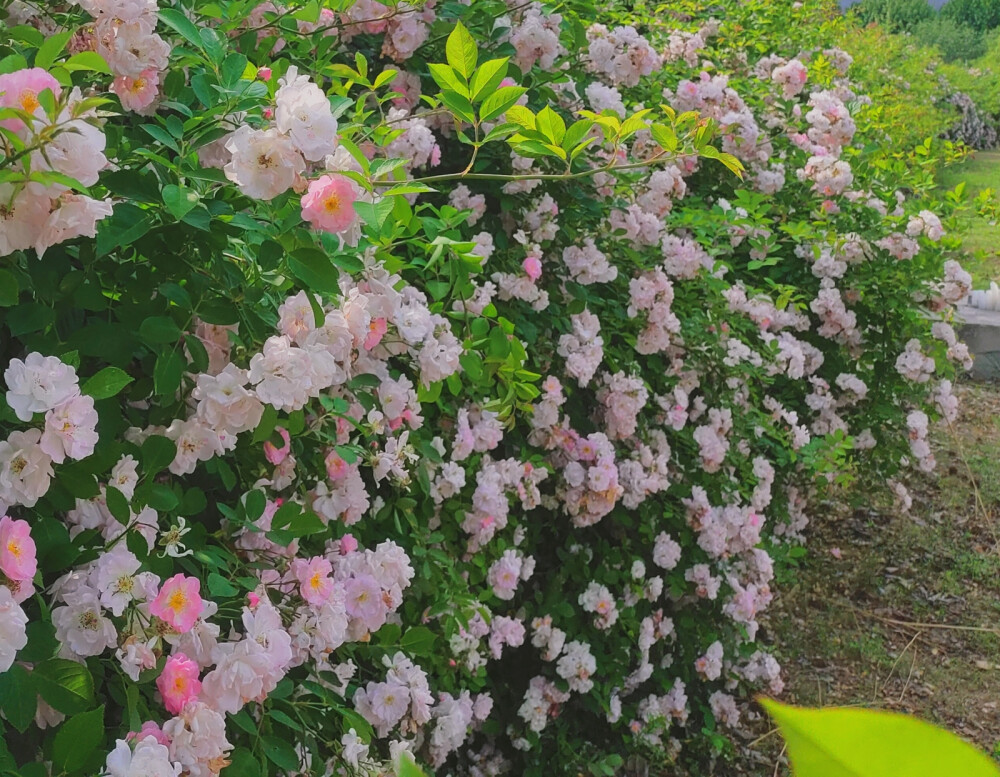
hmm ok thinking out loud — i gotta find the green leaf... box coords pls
[32,659,94,715]
[145,484,179,512]
[505,105,535,131]
[154,350,185,396]
[62,52,111,74]
[35,30,73,70]
[469,58,508,102]
[141,124,180,153]
[439,89,476,125]
[397,752,429,777]
[562,119,595,151]
[762,700,1000,777]
[81,367,133,400]
[222,747,261,777]
[96,203,155,256]
[535,106,566,145]
[0,270,19,306]
[262,736,299,771]
[287,248,341,295]
[140,316,182,344]
[478,86,527,123]
[399,626,437,656]
[445,22,478,80]
[427,63,467,96]
[251,405,279,445]
[208,572,238,597]
[158,8,205,52]
[142,435,177,476]
[7,303,54,336]
[105,486,130,524]
[162,184,200,220]
[0,665,36,733]
[52,706,104,774]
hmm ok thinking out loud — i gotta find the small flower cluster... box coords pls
[0,69,113,257]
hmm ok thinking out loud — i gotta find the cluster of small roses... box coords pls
[0,68,113,258]
[74,0,170,112]
[586,24,661,88]
[2,354,98,510]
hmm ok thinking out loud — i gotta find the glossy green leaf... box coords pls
[32,659,94,715]
[81,367,133,400]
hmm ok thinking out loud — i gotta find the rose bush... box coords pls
[0,0,975,775]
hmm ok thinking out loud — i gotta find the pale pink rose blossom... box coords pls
[40,394,99,463]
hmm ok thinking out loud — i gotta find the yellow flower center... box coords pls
[167,589,188,613]
[19,90,39,113]
[130,77,146,94]
[323,193,342,213]
[6,540,21,560]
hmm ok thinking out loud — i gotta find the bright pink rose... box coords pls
[157,653,202,714]
[0,516,36,582]
[301,175,359,235]
[258,67,272,81]
[263,427,291,465]
[523,256,542,281]
[149,574,204,633]
[0,68,61,133]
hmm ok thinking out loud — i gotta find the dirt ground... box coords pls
[735,381,1000,775]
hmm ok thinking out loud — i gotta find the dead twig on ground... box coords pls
[878,630,922,699]
[863,611,1000,638]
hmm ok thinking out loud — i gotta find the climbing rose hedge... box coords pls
[0,0,972,775]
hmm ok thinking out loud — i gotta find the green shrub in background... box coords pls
[850,0,937,31]
[941,30,1000,116]
[912,17,987,62]
[941,0,1000,31]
